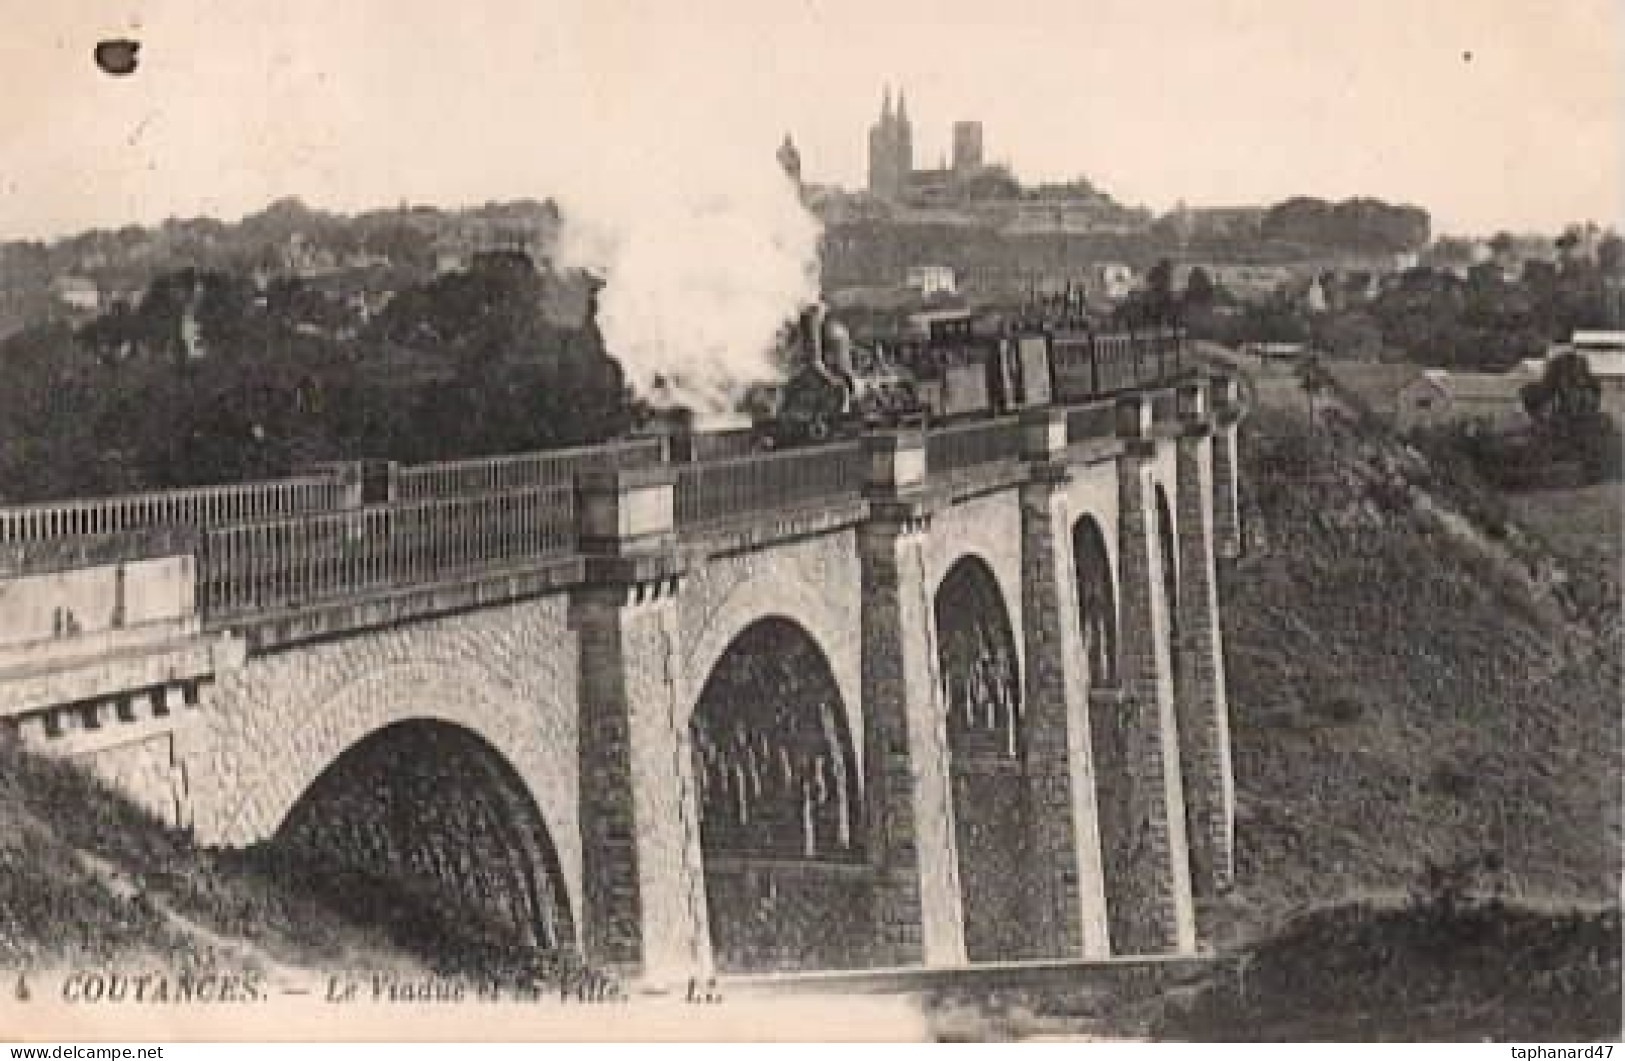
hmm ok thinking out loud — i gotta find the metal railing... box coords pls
[675,441,866,529]
[393,437,665,500]
[0,474,350,545]
[679,428,767,464]
[1151,390,1182,424]
[925,416,1024,476]
[1051,329,1185,399]
[199,484,576,618]
[1065,401,1119,445]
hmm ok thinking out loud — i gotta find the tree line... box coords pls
[0,252,638,502]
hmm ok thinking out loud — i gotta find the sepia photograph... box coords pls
[0,0,1620,1045]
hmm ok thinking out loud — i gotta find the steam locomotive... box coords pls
[754,302,1189,447]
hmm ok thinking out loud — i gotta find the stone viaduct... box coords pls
[0,376,1245,983]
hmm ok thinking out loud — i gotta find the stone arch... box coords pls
[205,655,580,945]
[933,554,1038,961]
[271,719,575,974]
[1071,513,1120,687]
[928,501,1027,665]
[689,616,871,972]
[683,561,861,763]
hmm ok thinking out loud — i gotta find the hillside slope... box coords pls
[1215,400,1620,936]
[0,739,420,980]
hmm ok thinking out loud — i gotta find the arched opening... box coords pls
[690,617,871,972]
[1155,485,1180,675]
[264,720,575,978]
[1072,515,1119,687]
[934,556,1037,961]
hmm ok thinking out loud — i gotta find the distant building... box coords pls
[1184,206,1265,242]
[282,232,337,277]
[952,121,984,172]
[904,264,957,297]
[50,275,100,312]
[1091,263,1136,301]
[868,87,914,200]
[1002,205,1122,236]
[1242,342,1311,369]
[1569,329,1625,361]
[1209,264,1293,303]
[1394,368,1534,433]
[906,167,955,207]
[1556,330,1625,420]
[1605,277,1625,329]
[905,306,975,337]
[867,88,991,205]
[1303,276,1329,314]
[777,133,803,187]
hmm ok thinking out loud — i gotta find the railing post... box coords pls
[1020,405,1070,464]
[864,428,927,497]
[569,465,709,986]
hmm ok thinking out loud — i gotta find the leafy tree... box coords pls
[1299,358,1331,423]
[1318,311,1383,359]
[1522,352,1601,426]
[1183,266,1216,310]
[1520,353,1620,482]
[1260,196,1429,251]
[1145,258,1176,321]
[1598,233,1624,277]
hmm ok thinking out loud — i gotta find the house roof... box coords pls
[1572,330,1625,348]
[1579,351,1625,379]
[1415,369,1527,402]
[1536,345,1625,380]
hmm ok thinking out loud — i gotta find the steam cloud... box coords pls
[552,138,822,424]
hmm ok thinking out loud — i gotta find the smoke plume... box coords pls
[552,138,822,424]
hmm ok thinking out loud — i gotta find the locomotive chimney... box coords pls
[803,303,827,366]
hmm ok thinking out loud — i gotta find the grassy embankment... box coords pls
[0,740,419,980]
[1165,393,1620,1040]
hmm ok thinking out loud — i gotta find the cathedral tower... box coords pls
[867,86,913,201]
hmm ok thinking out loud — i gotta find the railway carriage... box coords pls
[754,304,1188,447]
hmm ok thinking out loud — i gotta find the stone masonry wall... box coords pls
[922,490,1026,658]
[185,594,583,939]
[573,577,709,981]
[1018,466,1111,958]
[81,731,187,828]
[858,510,965,967]
[1174,431,1237,896]
[1095,443,1198,955]
[678,529,863,766]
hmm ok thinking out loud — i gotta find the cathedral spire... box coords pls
[897,87,908,124]
[881,85,893,122]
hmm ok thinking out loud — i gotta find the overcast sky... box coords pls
[1,0,1620,241]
